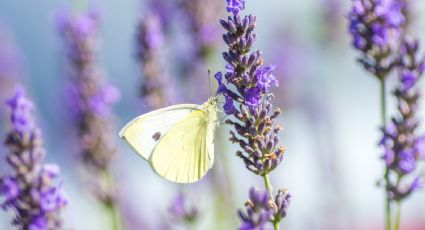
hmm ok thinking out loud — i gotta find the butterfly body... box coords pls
[119,97,218,183]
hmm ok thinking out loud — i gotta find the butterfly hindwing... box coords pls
[119,104,200,160]
[149,109,214,183]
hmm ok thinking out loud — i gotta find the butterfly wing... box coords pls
[149,109,215,183]
[119,104,201,160]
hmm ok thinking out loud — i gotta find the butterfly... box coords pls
[119,97,219,183]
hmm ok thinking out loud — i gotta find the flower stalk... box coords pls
[215,1,290,229]
[56,7,123,230]
[349,1,425,229]
[380,78,391,230]
[381,38,425,230]
[348,0,407,228]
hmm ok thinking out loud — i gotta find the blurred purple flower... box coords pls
[216,1,290,229]
[169,194,186,217]
[0,177,19,203]
[148,0,175,31]
[88,84,120,116]
[380,38,425,201]
[410,177,424,191]
[56,7,120,208]
[348,0,406,79]
[349,0,405,50]
[0,87,67,229]
[178,0,222,103]
[141,14,164,50]
[400,71,417,90]
[135,11,174,109]
[181,0,221,59]
[168,193,199,225]
[413,136,425,159]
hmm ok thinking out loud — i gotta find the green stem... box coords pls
[272,219,280,230]
[263,174,273,198]
[263,174,280,230]
[385,185,391,230]
[394,201,401,230]
[380,78,387,130]
[104,170,122,230]
[106,200,122,230]
[380,79,391,230]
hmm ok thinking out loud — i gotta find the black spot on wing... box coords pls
[152,132,161,141]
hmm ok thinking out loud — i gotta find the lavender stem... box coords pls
[263,174,272,198]
[262,174,280,230]
[103,170,122,230]
[106,202,121,230]
[394,201,401,230]
[380,79,387,128]
[380,79,391,230]
[273,219,280,230]
[348,0,408,228]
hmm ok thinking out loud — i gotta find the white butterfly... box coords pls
[119,97,219,183]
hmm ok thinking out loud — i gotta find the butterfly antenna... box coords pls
[208,69,212,97]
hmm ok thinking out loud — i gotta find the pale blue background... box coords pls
[1,0,425,229]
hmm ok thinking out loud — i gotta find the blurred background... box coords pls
[0,0,425,229]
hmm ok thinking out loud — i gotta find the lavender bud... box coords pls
[219,18,231,31]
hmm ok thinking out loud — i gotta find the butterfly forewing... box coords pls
[149,109,214,183]
[119,104,201,160]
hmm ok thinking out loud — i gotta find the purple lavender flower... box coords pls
[238,188,273,230]
[348,1,411,228]
[348,0,406,79]
[56,8,122,222]
[380,38,425,201]
[216,1,290,229]
[135,11,173,109]
[168,193,199,225]
[217,7,285,177]
[239,188,291,230]
[227,0,246,15]
[148,0,175,32]
[0,87,67,229]
[272,189,291,222]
